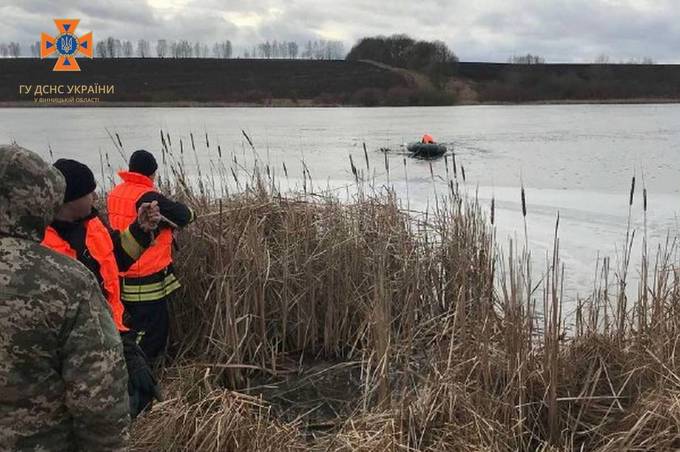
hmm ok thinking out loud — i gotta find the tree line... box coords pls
[508,54,545,64]
[507,53,656,65]
[244,40,344,59]
[0,42,21,57]
[0,37,657,65]
[5,38,344,59]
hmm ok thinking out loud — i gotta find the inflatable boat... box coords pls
[407,142,447,158]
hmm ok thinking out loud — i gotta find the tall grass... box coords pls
[122,131,680,451]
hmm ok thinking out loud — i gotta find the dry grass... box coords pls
[131,365,306,451]
[119,131,680,451]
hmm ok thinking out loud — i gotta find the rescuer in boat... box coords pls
[421,133,435,144]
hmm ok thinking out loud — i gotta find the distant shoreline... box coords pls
[2,58,680,107]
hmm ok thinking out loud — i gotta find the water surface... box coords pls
[3,104,679,304]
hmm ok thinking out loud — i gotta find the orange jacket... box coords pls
[421,134,434,144]
[107,171,173,278]
[42,217,128,332]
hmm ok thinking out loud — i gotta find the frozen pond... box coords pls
[3,104,680,305]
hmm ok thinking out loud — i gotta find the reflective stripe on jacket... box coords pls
[121,270,181,302]
[42,217,129,332]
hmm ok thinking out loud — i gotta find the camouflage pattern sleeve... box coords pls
[1,144,131,450]
[60,276,131,451]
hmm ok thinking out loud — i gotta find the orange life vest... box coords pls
[421,134,434,144]
[107,171,173,278]
[42,217,128,332]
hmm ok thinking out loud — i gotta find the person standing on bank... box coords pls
[107,150,195,363]
[41,158,162,418]
[1,145,129,450]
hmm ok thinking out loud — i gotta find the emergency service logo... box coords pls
[40,19,93,72]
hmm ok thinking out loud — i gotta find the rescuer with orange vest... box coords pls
[421,133,435,144]
[41,158,162,418]
[107,150,195,363]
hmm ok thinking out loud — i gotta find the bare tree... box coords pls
[122,40,133,57]
[95,41,107,58]
[322,40,330,59]
[178,40,192,57]
[288,41,298,59]
[213,40,233,58]
[7,42,20,57]
[252,40,322,59]
[303,40,312,58]
[170,40,193,58]
[156,39,168,58]
[30,41,40,57]
[113,39,122,57]
[509,53,545,64]
[105,37,116,58]
[137,39,150,58]
[0,43,8,58]
[594,53,610,64]
[257,41,272,59]
[622,57,655,65]
[328,41,344,59]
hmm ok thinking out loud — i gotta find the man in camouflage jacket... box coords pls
[0,144,130,451]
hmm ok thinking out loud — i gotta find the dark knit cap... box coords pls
[53,159,97,203]
[129,150,158,176]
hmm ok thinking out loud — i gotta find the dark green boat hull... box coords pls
[407,142,447,158]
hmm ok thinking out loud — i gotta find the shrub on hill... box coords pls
[346,34,458,86]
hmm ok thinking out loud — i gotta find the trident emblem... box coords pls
[61,36,74,54]
[41,19,93,72]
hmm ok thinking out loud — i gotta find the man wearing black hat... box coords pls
[42,158,163,418]
[108,150,195,363]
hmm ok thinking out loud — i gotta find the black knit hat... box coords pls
[53,159,97,203]
[129,149,158,176]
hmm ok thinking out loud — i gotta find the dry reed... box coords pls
[111,130,680,451]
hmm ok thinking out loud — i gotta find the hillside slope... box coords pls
[2,58,680,106]
[0,58,411,106]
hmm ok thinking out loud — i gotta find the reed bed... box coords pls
[103,130,680,451]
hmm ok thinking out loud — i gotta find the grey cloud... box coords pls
[0,0,678,62]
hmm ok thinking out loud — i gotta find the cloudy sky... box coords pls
[0,0,676,62]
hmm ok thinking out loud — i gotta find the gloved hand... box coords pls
[137,201,161,232]
[121,332,161,418]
